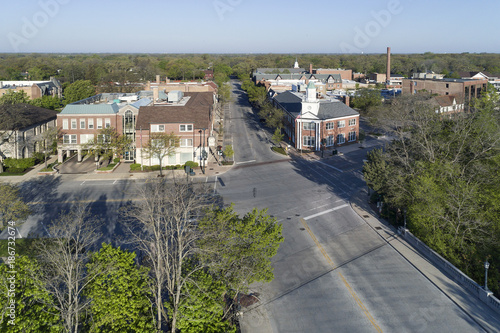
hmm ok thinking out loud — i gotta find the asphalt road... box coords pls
[215,81,493,332]
[6,80,498,332]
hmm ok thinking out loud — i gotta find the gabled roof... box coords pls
[136,92,214,130]
[60,103,120,115]
[273,91,359,120]
[0,103,58,130]
[433,95,459,107]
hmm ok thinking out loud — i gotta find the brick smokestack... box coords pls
[310,63,313,74]
[386,47,391,85]
[156,75,160,84]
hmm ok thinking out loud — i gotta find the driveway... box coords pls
[58,155,98,174]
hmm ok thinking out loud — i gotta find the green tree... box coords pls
[167,268,236,333]
[142,132,180,177]
[0,90,30,105]
[223,145,234,160]
[259,102,284,129]
[351,88,382,113]
[0,182,31,231]
[84,243,154,333]
[85,127,132,164]
[31,95,61,110]
[272,127,284,145]
[198,205,284,294]
[63,80,95,105]
[0,256,60,332]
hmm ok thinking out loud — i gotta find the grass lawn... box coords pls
[97,163,117,171]
[271,146,287,155]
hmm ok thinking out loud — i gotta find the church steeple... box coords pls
[294,58,299,69]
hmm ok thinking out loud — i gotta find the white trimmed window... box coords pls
[337,120,345,128]
[80,119,85,129]
[303,136,315,146]
[71,119,77,129]
[303,122,315,130]
[63,134,77,144]
[105,118,111,128]
[151,125,165,132]
[349,118,356,126]
[325,122,334,130]
[97,119,103,129]
[63,119,68,130]
[180,124,193,132]
[180,138,193,147]
[337,133,345,144]
[348,131,356,142]
[80,134,94,144]
[326,135,334,146]
[88,119,94,129]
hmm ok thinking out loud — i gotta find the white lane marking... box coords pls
[303,204,350,220]
[214,176,217,193]
[236,160,256,165]
[113,180,118,184]
[316,160,343,173]
[80,181,86,186]
[16,228,23,238]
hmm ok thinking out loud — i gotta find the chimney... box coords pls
[344,95,350,107]
[156,75,160,84]
[386,47,391,85]
[310,63,313,74]
[153,87,159,102]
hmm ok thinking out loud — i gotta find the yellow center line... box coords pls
[300,218,383,333]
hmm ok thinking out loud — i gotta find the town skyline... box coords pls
[1,0,499,54]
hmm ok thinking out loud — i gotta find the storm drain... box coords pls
[375,227,382,230]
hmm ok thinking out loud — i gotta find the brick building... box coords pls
[0,77,62,99]
[272,82,359,151]
[402,78,488,110]
[135,91,217,166]
[57,93,152,163]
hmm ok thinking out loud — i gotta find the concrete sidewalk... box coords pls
[349,188,500,332]
[1,154,234,184]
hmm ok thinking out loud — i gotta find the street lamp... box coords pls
[484,260,490,291]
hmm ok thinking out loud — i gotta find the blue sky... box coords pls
[0,0,498,54]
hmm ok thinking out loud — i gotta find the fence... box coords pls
[400,228,500,315]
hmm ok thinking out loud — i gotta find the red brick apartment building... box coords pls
[273,82,359,151]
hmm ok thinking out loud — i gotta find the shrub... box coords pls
[3,157,36,171]
[33,152,44,164]
[184,161,199,168]
[113,157,120,163]
[130,163,142,171]
[6,167,25,174]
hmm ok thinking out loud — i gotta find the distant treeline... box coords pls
[1,53,500,87]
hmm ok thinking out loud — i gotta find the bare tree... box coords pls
[142,132,180,177]
[35,202,102,333]
[123,178,213,333]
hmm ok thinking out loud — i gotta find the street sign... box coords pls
[208,136,216,147]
